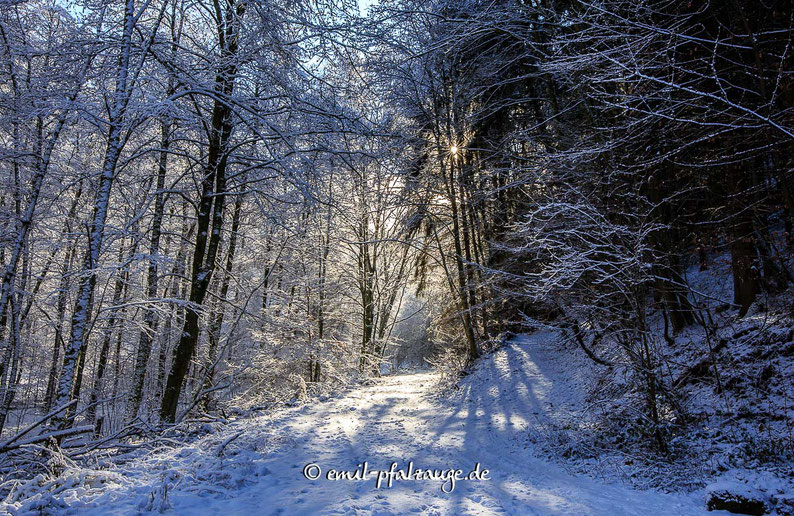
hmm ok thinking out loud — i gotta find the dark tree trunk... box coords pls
[201,192,243,411]
[160,0,245,423]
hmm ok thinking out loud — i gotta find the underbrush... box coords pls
[523,284,794,497]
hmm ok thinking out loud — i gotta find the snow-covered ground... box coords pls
[3,331,724,515]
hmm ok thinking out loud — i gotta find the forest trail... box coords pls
[23,334,717,515]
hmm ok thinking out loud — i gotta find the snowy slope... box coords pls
[3,332,722,515]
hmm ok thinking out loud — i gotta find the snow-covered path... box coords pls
[10,333,717,515]
[223,370,708,516]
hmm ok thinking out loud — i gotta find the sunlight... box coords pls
[2,0,788,513]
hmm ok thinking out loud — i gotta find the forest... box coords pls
[0,0,792,514]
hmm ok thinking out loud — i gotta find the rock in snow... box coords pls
[706,481,770,515]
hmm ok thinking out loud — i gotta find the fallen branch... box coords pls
[216,431,243,457]
[176,382,232,424]
[0,400,77,452]
[0,425,93,453]
[571,321,612,367]
[673,338,729,389]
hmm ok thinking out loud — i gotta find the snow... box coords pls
[503,250,794,502]
[2,332,724,515]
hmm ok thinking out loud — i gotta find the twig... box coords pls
[216,431,243,457]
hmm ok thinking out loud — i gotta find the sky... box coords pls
[358,0,378,16]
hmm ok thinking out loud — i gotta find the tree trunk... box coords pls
[444,151,479,363]
[730,205,759,317]
[160,0,245,423]
[51,0,137,433]
[44,231,80,412]
[201,192,243,412]
[127,118,171,423]
[86,240,129,429]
